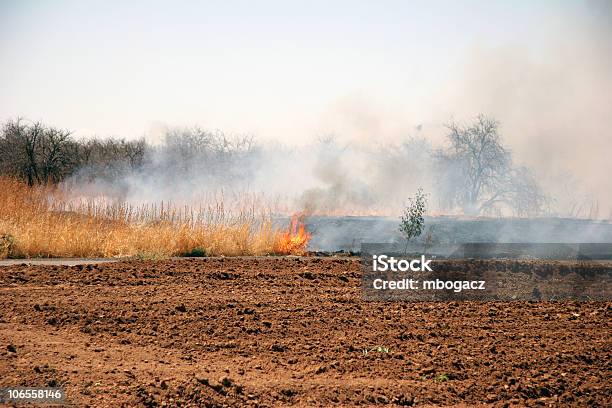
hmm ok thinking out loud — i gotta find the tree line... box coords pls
[0,115,545,216]
[0,118,255,186]
[0,118,146,185]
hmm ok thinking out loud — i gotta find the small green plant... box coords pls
[434,373,449,382]
[400,188,428,253]
[362,346,390,356]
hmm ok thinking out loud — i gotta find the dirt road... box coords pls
[1,258,610,406]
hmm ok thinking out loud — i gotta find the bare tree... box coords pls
[1,119,50,185]
[1,118,89,185]
[158,126,257,182]
[0,119,27,180]
[437,115,544,216]
[39,126,76,183]
[72,137,148,181]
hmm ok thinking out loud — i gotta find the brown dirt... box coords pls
[0,257,610,407]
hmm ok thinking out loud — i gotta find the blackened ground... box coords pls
[0,258,610,407]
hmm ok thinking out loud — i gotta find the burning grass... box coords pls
[0,177,310,258]
[274,213,312,255]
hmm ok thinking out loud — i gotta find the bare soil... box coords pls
[0,258,610,407]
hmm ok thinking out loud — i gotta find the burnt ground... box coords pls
[0,257,610,407]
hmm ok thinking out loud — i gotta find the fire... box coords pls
[275,213,312,255]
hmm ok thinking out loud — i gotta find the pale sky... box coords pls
[1,0,604,141]
[2,0,611,214]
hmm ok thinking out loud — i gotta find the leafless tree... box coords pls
[38,126,77,183]
[0,119,26,181]
[0,118,74,185]
[437,115,544,216]
[72,137,147,181]
[158,126,257,182]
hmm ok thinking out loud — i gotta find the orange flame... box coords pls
[275,213,312,255]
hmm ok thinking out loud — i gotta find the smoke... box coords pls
[64,112,608,219]
[433,1,612,218]
[300,1,612,218]
[60,127,525,219]
[61,2,612,220]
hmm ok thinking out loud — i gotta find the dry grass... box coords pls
[0,177,297,258]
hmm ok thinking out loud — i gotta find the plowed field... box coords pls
[1,258,610,407]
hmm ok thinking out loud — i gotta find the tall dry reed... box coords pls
[0,177,289,258]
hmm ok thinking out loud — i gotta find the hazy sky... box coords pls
[0,0,612,217]
[1,1,611,213]
[0,1,605,139]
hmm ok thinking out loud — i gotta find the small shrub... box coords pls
[399,187,428,253]
[184,247,206,257]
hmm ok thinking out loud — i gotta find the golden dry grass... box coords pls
[0,177,296,258]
